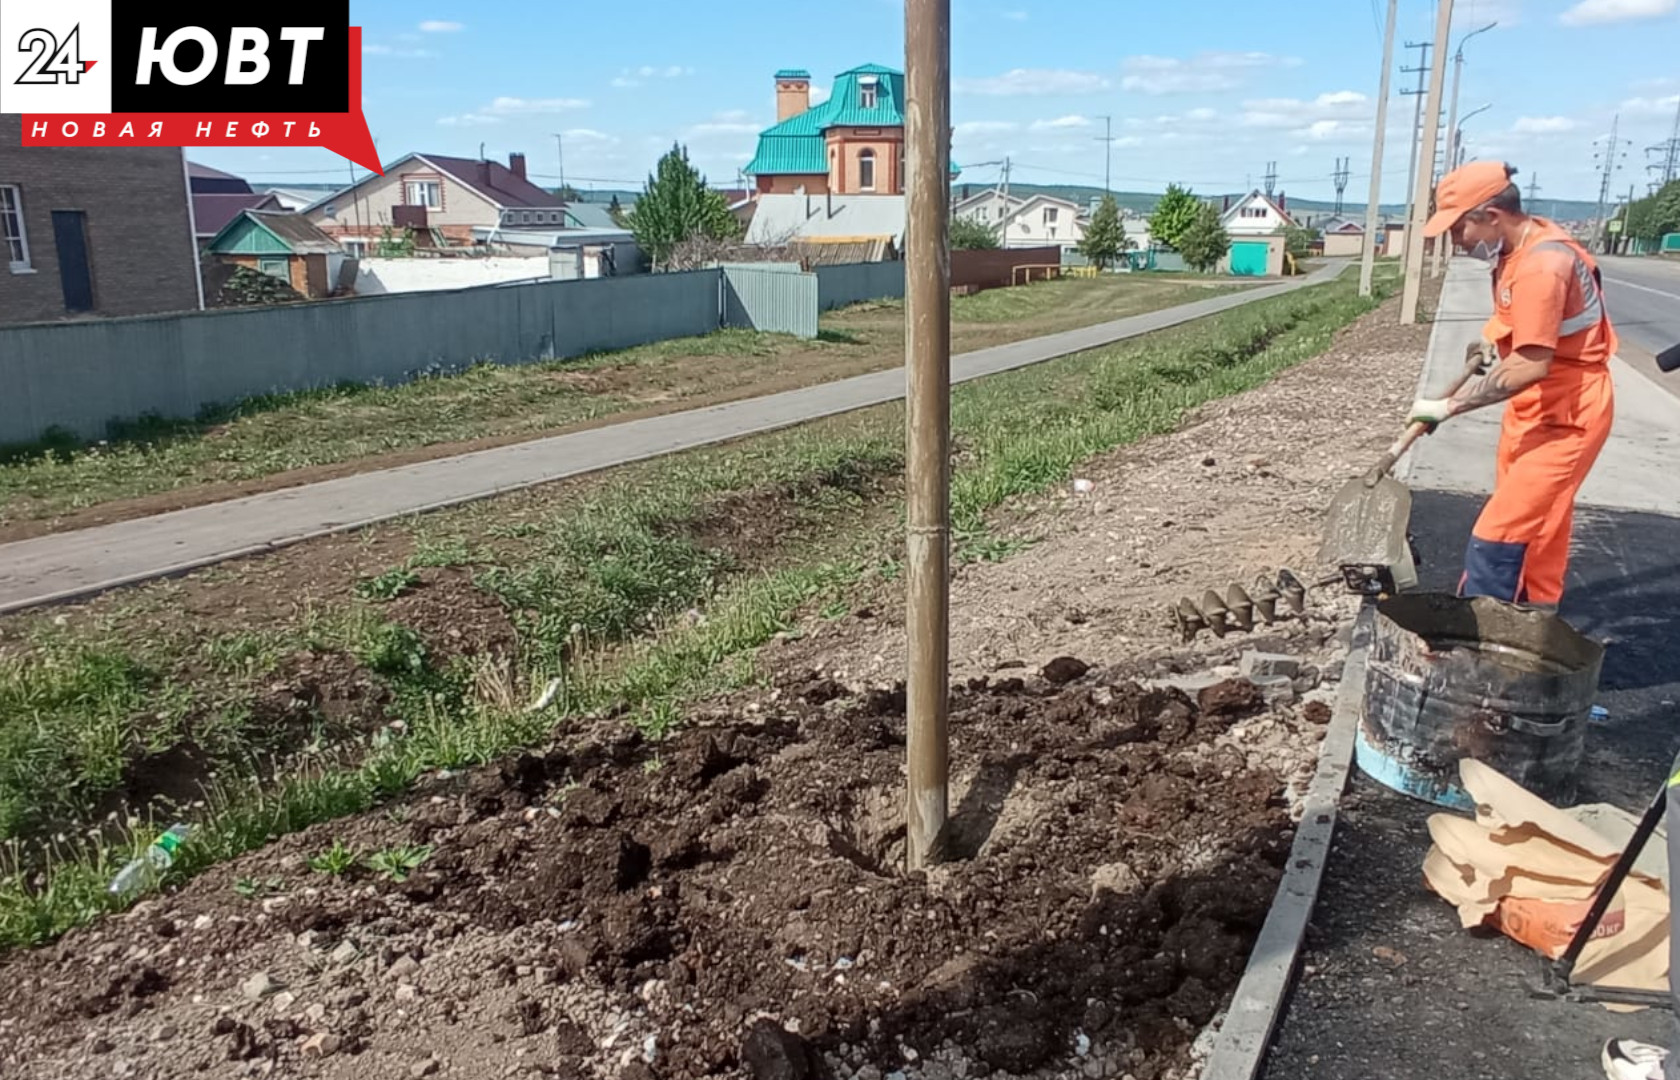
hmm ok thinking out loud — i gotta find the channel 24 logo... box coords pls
[1,1,380,171]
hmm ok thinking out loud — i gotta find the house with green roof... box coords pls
[746,64,959,198]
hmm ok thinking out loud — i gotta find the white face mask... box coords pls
[1468,237,1504,261]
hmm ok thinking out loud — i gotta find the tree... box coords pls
[608,194,627,228]
[557,184,582,202]
[1177,203,1232,273]
[1625,180,1680,243]
[1282,224,1319,260]
[1077,194,1128,269]
[626,144,741,270]
[950,214,1000,250]
[1149,183,1202,250]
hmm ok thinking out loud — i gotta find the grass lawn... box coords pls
[0,274,1243,533]
[0,265,1397,949]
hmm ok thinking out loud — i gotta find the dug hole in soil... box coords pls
[0,668,1323,1080]
[0,282,1432,1080]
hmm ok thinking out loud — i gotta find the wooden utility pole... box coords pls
[1402,0,1454,324]
[1360,0,1398,298]
[903,0,952,871]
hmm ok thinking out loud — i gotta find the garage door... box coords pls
[1230,241,1269,276]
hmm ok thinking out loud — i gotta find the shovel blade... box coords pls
[1318,472,1414,569]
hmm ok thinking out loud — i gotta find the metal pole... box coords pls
[1399,41,1431,267]
[1360,0,1399,298]
[1432,52,1463,277]
[903,0,951,872]
[1402,0,1455,325]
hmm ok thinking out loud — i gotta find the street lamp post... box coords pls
[1454,103,1491,168]
[1435,20,1496,274]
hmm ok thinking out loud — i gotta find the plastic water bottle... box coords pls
[108,824,191,897]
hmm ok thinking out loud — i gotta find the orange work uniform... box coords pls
[1458,218,1616,607]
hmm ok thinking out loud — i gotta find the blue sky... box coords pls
[195,0,1680,205]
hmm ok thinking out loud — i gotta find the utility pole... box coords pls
[1593,115,1629,254]
[1435,20,1496,276]
[1095,116,1115,194]
[1263,160,1277,197]
[1360,0,1399,298]
[552,133,566,194]
[1647,96,1680,188]
[1401,0,1453,325]
[1526,172,1541,208]
[1399,40,1433,266]
[903,0,951,872]
[995,156,1014,245]
[1333,156,1350,214]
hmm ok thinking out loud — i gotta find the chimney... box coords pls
[775,68,811,122]
[509,152,527,181]
[1278,191,1286,213]
[1222,194,1231,212]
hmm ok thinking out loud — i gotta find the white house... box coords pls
[1219,190,1295,236]
[953,190,1086,250]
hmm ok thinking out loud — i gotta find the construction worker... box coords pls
[1407,160,1617,613]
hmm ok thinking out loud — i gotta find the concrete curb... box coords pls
[1199,600,1373,1080]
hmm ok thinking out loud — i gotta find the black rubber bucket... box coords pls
[1356,593,1604,810]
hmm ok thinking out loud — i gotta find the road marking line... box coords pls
[1605,277,1680,302]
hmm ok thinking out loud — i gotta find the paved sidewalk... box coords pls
[1260,258,1680,1080]
[0,262,1347,615]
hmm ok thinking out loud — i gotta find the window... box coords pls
[996,207,1005,219]
[859,76,879,109]
[403,179,441,208]
[1043,207,1059,225]
[256,256,289,281]
[1241,206,1265,219]
[342,239,368,257]
[1,185,29,271]
[520,211,532,224]
[858,149,876,192]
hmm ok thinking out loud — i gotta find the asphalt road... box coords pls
[1601,256,1680,385]
[1260,257,1680,1080]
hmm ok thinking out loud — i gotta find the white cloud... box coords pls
[418,20,462,32]
[1559,0,1676,24]
[809,84,831,106]
[954,68,1111,96]
[1621,93,1680,115]
[713,109,753,123]
[1512,115,1578,133]
[1031,114,1092,130]
[437,114,503,126]
[560,128,616,143]
[1121,51,1300,95]
[485,96,591,113]
[611,76,641,88]
[1239,90,1369,130]
[363,43,436,58]
[956,120,1020,135]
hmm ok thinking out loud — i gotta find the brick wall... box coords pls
[950,246,1064,292]
[0,116,200,325]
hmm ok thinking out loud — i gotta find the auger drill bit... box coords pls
[1173,597,1207,643]
[1250,575,1280,625]
[1200,589,1231,637]
[1225,584,1255,632]
[1276,569,1307,615]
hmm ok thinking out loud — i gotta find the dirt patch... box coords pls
[0,666,1317,1080]
[380,567,521,667]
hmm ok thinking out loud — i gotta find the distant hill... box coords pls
[950,180,1603,224]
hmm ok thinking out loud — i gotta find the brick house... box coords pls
[302,151,568,252]
[0,116,202,326]
[745,64,960,197]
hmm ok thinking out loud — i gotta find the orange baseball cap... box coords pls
[1423,160,1518,238]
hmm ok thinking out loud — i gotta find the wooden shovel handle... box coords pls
[1361,345,1491,485]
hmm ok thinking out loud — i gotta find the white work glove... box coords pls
[1408,397,1453,430]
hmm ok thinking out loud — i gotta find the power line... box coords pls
[1592,114,1631,253]
[1332,156,1351,213]
[1263,160,1278,196]
[1094,115,1116,194]
[1646,95,1680,188]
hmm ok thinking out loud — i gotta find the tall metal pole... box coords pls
[1096,116,1114,194]
[903,0,951,872]
[1360,0,1398,298]
[1399,40,1432,267]
[1402,0,1454,324]
[1435,21,1496,276]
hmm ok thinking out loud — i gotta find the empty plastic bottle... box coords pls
[108,823,191,897]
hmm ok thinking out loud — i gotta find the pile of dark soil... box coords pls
[0,665,1302,1080]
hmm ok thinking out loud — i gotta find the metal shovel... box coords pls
[1318,344,1490,595]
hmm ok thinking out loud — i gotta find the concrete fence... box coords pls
[0,263,829,444]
